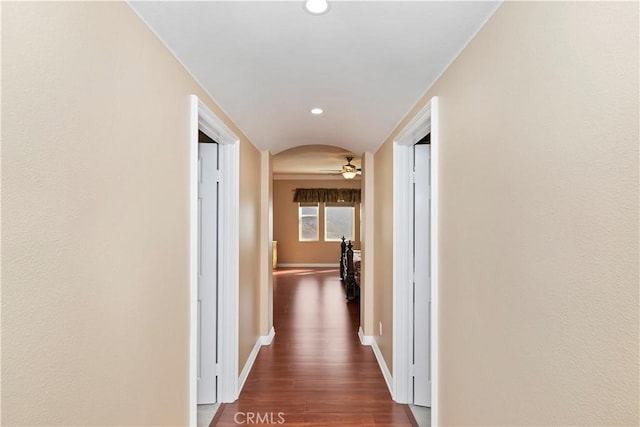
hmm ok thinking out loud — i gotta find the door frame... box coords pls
[189,95,240,425]
[392,97,440,424]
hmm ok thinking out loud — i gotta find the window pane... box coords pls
[325,206,354,241]
[299,204,318,241]
[300,216,318,241]
[300,206,317,216]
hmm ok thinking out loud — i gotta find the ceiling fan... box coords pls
[322,157,362,180]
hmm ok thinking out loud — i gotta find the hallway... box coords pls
[212,268,414,426]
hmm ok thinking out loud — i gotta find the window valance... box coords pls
[293,188,361,204]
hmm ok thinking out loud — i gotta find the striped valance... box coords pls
[293,188,361,204]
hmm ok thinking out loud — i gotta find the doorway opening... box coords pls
[189,95,240,426]
[392,97,440,425]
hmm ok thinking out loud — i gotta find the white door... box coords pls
[197,142,218,404]
[413,143,431,407]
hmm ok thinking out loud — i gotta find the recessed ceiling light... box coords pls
[304,0,329,16]
[311,108,323,115]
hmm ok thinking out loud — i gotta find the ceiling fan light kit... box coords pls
[329,156,361,180]
[320,156,361,179]
[342,170,357,180]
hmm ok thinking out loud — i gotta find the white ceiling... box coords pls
[129,0,500,159]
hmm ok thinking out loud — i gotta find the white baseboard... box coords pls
[358,327,374,346]
[277,263,339,268]
[261,327,276,345]
[371,336,393,398]
[238,339,261,396]
[238,327,277,395]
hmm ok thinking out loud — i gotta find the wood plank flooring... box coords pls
[212,268,414,426]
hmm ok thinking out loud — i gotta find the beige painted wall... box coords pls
[374,2,639,425]
[2,2,262,425]
[273,179,361,265]
[238,138,262,374]
[372,142,394,373]
[359,153,375,336]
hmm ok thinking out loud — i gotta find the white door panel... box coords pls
[197,142,218,404]
[414,143,431,407]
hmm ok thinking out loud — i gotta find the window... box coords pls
[324,205,355,241]
[298,203,319,241]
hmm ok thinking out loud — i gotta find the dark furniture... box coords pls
[340,236,360,301]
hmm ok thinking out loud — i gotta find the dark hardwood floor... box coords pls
[212,268,414,426]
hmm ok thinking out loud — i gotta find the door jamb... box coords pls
[392,96,440,425]
[190,95,240,426]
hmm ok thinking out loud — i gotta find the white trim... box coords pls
[218,136,240,405]
[371,338,393,397]
[276,263,339,268]
[392,97,440,425]
[430,97,440,427]
[261,326,276,345]
[392,138,414,405]
[189,97,199,427]
[358,327,374,346]
[238,338,262,396]
[259,151,274,347]
[237,327,277,396]
[189,95,241,426]
[394,101,433,147]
